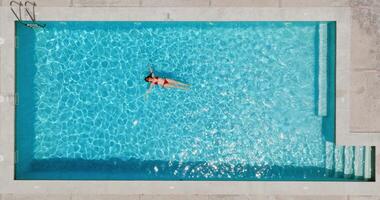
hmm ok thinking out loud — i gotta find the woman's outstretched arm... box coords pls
[145,83,154,99]
[149,66,155,77]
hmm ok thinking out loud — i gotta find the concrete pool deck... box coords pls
[0,0,380,199]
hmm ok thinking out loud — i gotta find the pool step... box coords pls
[343,146,354,178]
[354,146,364,179]
[334,145,345,177]
[325,142,375,181]
[325,142,334,173]
[364,146,374,180]
[317,23,328,117]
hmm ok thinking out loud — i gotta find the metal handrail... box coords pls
[10,0,46,29]
[24,1,46,28]
[24,1,36,21]
[10,0,22,21]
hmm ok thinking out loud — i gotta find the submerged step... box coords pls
[344,146,354,178]
[325,141,335,174]
[354,146,365,178]
[334,146,344,177]
[317,23,328,117]
[364,146,373,180]
[328,145,374,180]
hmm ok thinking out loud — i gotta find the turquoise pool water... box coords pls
[16,21,336,180]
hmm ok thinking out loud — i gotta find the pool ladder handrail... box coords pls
[9,0,45,29]
[24,1,36,22]
[24,1,46,28]
[10,0,23,21]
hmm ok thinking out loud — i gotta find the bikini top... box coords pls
[152,77,169,85]
[147,72,169,85]
[147,72,168,85]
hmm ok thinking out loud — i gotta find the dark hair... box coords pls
[144,76,150,82]
[144,72,153,82]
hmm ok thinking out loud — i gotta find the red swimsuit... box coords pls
[152,77,169,86]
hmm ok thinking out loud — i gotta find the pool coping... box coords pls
[0,6,379,195]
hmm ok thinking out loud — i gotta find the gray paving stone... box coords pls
[141,0,210,7]
[1,194,10,200]
[350,71,370,132]
[350,0,380,7]
[72,195,140,200]
[2,194,71,200]
[34,0,72,7]
[208,195,252,200]
[350,71,380,132]
[351,7,380,70]
[210,0,279,7]
[141,195,208,200]
[271,196,348,200]
[280,0,350,7]
[378,154,380,177]
[73,0,140,7]
[348,196,380,200]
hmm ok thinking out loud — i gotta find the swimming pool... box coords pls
[15,21,351,181]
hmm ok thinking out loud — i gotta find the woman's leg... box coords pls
[164,84,189,90]
[167,79,190,86]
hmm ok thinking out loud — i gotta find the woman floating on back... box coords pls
[144,67,189,96]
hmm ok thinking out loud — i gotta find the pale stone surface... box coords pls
[271,196,348,200]
[351,7,380,70]
[350,71,380,132]
[34,0,72,6]
[72,195,140,200]
[1,194,8,200]
[141,0,210,7]
[350,71,368,131]
[208,195,253,200]
[348,196,380,200]
[0,145,13,166]
[1,195,379,199]
[210,0,279,7]
[349,0,380,133]
[350,0,380,7]
[280,0,350,7]
[2,195,379,199]
[377,153,380,181]
[141,195,209,200]
[73,0,140,7]
[1,194,71,200]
